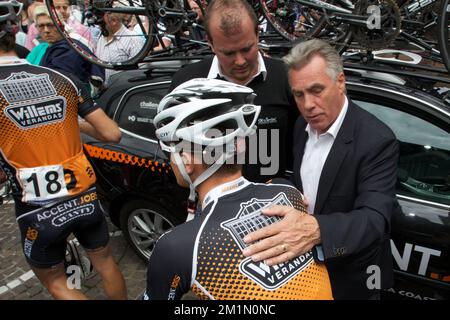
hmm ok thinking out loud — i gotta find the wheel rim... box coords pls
[45,0,154,69]
[127,208,174,260]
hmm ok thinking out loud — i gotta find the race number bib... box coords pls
[18,165,69,203]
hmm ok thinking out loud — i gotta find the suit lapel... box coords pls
[314,102,356,215]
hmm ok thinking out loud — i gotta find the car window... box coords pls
[356,100,450,206]
[114,83,170,141]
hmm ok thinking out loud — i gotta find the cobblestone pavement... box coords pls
[0,198,147,300]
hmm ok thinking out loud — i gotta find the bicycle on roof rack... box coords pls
[258,0,450,73]
[45,0,210,69]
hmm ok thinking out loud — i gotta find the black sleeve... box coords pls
[76,85,99,118]
[15,44,30,59]
[270,177,295,187]
[144,228,193,300]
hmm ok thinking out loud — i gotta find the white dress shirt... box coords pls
[206,52,267,85]
[300,96,349,214]
[95,25,144,84]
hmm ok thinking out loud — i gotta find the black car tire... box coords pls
[119,199,180,262]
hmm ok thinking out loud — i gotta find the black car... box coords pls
[83,63,190,262]
[83,58,450,300]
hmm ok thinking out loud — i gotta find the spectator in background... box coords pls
[187,0,204,24]
[25,4,48,64]
[31,6,104,92]
[53,0,93,49]
[186,0,206,41]
[25,0,94,51]
[15,0,30,46]
[153,0,206,51]
[95,11,143,85]
[24,0,44,50]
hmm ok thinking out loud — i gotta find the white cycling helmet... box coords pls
[155,78,260,150]
[154,78,261,220]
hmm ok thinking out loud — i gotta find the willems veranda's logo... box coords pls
[0,72,66,129]
[221,193,314,290]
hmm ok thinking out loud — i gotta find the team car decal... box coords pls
[83,144,171,173]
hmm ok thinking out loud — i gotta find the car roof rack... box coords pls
[342,50,450,105]
[343,60,450,86]
[343,50,450,77]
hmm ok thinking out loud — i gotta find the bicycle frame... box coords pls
[404,0,439,15]
[295,0,373,27]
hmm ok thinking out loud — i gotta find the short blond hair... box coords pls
[33,5,51,22]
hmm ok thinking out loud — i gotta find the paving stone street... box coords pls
[0,197,148,300]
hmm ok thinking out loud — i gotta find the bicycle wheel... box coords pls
[45,0,155,69]
[438,0,450,73]
[392,0,445,68]
[259,0,352,53]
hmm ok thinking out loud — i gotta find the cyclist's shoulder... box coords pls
[157,218,203,249]
[214,180,301,205]
[0,62,79,91]
[254,177,296,189]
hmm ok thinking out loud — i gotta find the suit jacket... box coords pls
[291,100,399,299]
[170,56,298,182]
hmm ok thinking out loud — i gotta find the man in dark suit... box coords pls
[169,0,297,183]
[242,39,399,299]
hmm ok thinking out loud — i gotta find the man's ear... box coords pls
[337,71,346,94]
[206,35,215,53]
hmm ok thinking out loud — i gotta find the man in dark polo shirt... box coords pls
[170,0,298,183]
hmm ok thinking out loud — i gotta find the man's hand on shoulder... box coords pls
[242,205,321,266]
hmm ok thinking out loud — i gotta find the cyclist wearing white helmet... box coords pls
[144,78,333,300]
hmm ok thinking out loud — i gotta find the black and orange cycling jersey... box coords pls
[0,57,98,206]
[144,177,333,300]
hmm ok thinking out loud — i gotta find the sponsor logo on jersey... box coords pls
[26,226,39,241]
[24,227,38,258]
[24,238,34,258]
[168,275,181,300]
[257,117,278,125]
[4,97,67,129]
[221,193,313,290]
[239,253,313,290]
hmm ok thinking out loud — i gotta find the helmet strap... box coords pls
[173,147,235,222]
[172,152,197,221]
